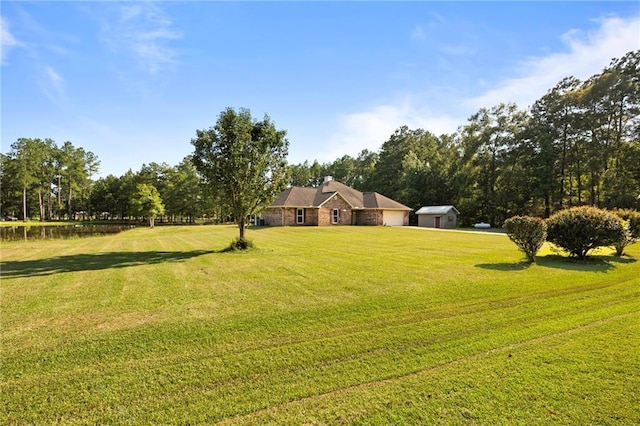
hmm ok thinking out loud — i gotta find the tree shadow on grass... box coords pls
[0,250,217,278]
[476,254,635,273]
[535,254,636,272]
[475,261,533,271]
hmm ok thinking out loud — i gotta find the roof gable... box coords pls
[317,191,355,208]
[320,180,364,207]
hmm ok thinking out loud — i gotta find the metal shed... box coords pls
[415,205,459,229]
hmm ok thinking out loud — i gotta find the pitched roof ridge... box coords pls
[282,186,300,205]
[323,180,365,207]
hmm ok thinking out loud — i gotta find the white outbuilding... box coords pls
[415,205,460,229]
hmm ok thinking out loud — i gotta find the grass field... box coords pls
[1,225,639,424]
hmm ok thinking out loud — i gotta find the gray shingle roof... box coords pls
[269,187,317,207]
[268,179,411,210]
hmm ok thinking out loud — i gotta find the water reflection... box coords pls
[1,224,135,242]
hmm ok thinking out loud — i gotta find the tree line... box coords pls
[290,50,639,226]
[1,139,99,221]
[0,141,220,223]
[1,50,638,226]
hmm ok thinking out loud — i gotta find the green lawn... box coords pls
[1,225,639,424]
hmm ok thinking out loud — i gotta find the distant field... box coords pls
[1,225,639,424]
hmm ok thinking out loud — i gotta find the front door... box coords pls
[434,216,441,228]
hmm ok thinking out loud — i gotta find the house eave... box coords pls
[267,205,319,209]
[360,207,412,211]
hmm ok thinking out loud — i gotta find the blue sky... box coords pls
[2,1,639,178]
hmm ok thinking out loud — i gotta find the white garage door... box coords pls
[382,210,405,226]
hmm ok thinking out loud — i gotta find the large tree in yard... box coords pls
[191,107,290,248]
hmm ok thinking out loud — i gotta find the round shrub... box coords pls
[546,206,627,259]
[503,215,547,263]
[612,208,640,256]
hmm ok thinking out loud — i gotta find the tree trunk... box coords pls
[559,121,568,209]
[544,192,551,218]
[577,162,582,204]
[67,186,73,220]
[22,187,27,222]
[47,188,53,221]
[57,175,62,219]
[38,191,45,222]
[238,217,246,241]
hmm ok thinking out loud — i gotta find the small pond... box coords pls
[1,224,135,242]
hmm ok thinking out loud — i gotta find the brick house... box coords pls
[262,177,411,226]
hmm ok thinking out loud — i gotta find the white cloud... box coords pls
[411,12,447,42]
[411,25,426,41]
[41,65,65,104]
[101,2,182,75]
[466,15,640,110]
[2,9,77,65]
[120,4,144,23]
[326,14,639,160]
[429,11,447,26]
[1,16,23,65]
[324,98,459,161]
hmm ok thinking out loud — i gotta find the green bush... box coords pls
[546,206,626,259]
[503,215,547,263]
[612,208,640,256]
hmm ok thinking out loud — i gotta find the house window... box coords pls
[448,215,454,222]
[332,208,339,224]
[296,208,304,224]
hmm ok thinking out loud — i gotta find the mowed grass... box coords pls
[1,225,639,424]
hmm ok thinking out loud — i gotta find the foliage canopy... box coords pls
[191,107,290,245]
[503,215,547,263]
[612,208,640,256]
[129,183,165,228]
[546,206,627,259]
